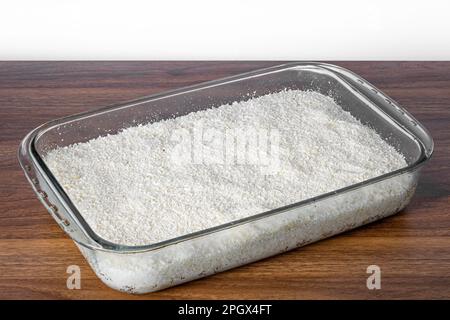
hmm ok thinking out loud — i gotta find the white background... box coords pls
[1,0,449,60]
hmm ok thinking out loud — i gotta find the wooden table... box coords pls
[0,62,449,299]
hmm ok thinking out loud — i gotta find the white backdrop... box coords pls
[1,0,449,60]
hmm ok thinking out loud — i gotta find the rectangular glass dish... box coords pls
[18,62,433,293]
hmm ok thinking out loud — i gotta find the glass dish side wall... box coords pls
[77,170,419,293]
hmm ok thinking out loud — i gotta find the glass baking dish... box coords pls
[18,62,433,294]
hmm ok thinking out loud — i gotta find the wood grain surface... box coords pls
[0,62,449,300]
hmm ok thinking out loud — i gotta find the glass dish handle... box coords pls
[322,63,434,157]
[18,129,100,248]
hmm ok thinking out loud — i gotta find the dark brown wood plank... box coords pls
[0,61,449,299]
